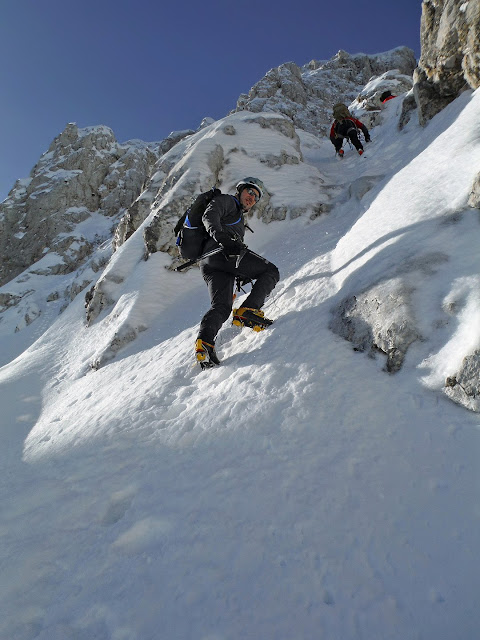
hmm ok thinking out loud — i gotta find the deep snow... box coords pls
[1,90,480,640]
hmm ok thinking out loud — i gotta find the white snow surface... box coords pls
[1,90,480,639]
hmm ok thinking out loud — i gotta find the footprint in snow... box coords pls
[101,489,136,526]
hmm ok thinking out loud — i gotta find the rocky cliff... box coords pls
[0,124,160,287]
[235,47,416,135]
[0,124,164,332]
[413,0,480,124]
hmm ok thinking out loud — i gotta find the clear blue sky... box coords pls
[0,0,422,201]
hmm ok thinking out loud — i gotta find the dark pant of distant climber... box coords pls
[198,250,279,346]
[330,117,370,156]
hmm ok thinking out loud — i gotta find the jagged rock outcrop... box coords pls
[468,172,480,209]
[352,71,414,112]
[413,0,480,125]
[330,279,422,373]
[349,70,415,130]
[158,129,195,155]
[0,123,159,287]
[236,47,417,135]
[445,350,480,412]
[0,124,159,335]
[398,91,418,131]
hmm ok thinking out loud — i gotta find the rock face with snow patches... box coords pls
[0,124,159,331]
[235,47,417,136]
[0,124,158,287]
[446,351,480,412]
[84,110,330,338]
[413,0,480,125]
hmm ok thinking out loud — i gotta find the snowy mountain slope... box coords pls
[0,48,414,368]
[1,85,480,639]
[329,90,480,403]
[83,110,331,367]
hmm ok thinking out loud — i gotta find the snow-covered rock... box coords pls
[0,124,160,334]
[0,124,158,285]
[348,70,414,129]
[235,47,416,135]
[445,348,480,411]
[329,279,422,373]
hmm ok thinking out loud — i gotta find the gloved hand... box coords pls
[365,136,371,142]
[214,230,245,255]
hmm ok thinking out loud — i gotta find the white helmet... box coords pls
[235,177,265,200]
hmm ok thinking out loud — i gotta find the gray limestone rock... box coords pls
[159,129,195,154]
[468,172,480,209]
[90,324,146,370]
[398,91,418,130]
[330,279,422,373]
[0,123,159,287]
[445,351,480,412]
[352,71,414,111]
[236,48,416,136]
[414,0,480,125]
[349,70,415,130]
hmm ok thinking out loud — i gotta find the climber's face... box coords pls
[240,187,260,210]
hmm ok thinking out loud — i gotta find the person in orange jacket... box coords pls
[329,108,370,157]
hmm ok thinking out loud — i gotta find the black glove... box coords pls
[365,135,371,142]
[214,230,245,255]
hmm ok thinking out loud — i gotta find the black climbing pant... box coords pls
[198,250,279,344]
[331,120,364,152]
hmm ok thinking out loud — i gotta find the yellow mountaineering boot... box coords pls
[195,339,220,369]
[232,307,273,332]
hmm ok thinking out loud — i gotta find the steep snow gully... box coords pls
[1,91,480,639]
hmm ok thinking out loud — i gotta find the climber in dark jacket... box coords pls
[195,177,280,368]
[330,115,370,157]
[380,90,396,103]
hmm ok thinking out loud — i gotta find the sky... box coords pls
[1,87,480,638]
[0,0,422,202]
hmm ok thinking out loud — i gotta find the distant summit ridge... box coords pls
[235,47,417,134]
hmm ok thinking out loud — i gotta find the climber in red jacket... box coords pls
[329,103,370,157]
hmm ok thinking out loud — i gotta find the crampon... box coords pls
[232,307,274,332]
[195,339,220,369]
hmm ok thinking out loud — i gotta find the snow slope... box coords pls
[1,90,480,640]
